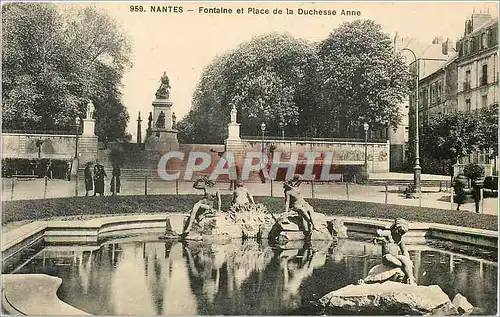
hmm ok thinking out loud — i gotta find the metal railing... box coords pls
[241,136,388,143]
[2,129,79,135]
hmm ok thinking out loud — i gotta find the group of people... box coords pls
[84,161,121,196]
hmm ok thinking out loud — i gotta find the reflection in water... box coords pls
[14,239,497,316]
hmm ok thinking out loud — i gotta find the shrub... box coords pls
[463,163,485,181]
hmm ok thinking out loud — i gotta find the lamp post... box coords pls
[279,121,285,140]
[261,122,266,159]
[401,47,421,195]
[363,122,369,181]
[260,123,266,183]
[74,117,81,160]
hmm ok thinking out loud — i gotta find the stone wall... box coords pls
[240,139,390,173]
[1,133,98,167]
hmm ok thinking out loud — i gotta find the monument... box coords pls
[145,71,179,158]
[83,100,96,137]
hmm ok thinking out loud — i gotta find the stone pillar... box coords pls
[145,98,179,157]
[137,112,143,144]
[82,118,95,137]
[225,105,245,178]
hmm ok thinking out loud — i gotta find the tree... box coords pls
[179,33,318,143]
[316,20,411,137]
[478,104,498,157]
[1,3,132,141]
[421,112,484,177]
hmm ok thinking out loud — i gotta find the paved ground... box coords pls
[2,175,497,215]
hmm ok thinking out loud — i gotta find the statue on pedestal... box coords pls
[172,112,177,129]
[155,71,171,100]
[156,111,166,130]
[86,100,95,119]
[148,112,153,130]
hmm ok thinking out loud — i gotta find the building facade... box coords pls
[456,13,498,169]
[388,34,455,171]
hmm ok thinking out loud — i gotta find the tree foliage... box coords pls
[316,20,411,137]
[478,104,499,156]
[2,3,132,141]
[178,33,318,143]
[420,111,488,175]
[181,21,411,143]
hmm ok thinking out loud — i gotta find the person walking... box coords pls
[472,178,483,213]
[452,174,468,211]
[110,164,121,196]
[84,162,94,196]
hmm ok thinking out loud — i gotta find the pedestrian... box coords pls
[110,164,121,196]
[45,159,53,179]
[84,162,94,196]
[452,174,468,211]
[472,178,483,213]
[93,161,107,196]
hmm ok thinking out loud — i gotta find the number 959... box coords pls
[130,5,144,12]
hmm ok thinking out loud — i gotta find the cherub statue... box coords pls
[182,176,221,237]
[231,180,255,207]
[370,218,416,285]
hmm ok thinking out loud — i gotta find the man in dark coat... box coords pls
[84,162,94,196]
[93,161,107,196]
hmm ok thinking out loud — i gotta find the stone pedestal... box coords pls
[225,121,244,177]
[145,98,179,161]
[82,119,95,137]
[228,122,241,140]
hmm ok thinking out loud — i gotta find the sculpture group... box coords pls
[162,175,347,243]
[163,175,420,291]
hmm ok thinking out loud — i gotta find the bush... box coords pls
[463,163,485,181]
[1,158,69,179]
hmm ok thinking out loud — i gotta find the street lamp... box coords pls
[74,117,81,159]
[401,47,421,195]
[260,123,266,182]
[363,122,369,180]
[279,121,285,140]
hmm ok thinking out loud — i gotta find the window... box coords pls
[482,95,488,108]
[481,64,488,86]
[481,33,488,49]
[465,99,471,112]
[437,82,442,101]
[464,70,471,90]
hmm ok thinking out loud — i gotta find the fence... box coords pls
[3,174,493,214]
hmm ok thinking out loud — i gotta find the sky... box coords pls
[78,1,498,141]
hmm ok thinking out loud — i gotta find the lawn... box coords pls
[2,195,497,231]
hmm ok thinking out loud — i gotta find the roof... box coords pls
[465,17,498,38]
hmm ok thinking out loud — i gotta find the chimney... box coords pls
[471,12,492,32]
[442,38,455,55]
[432,36,444,44]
